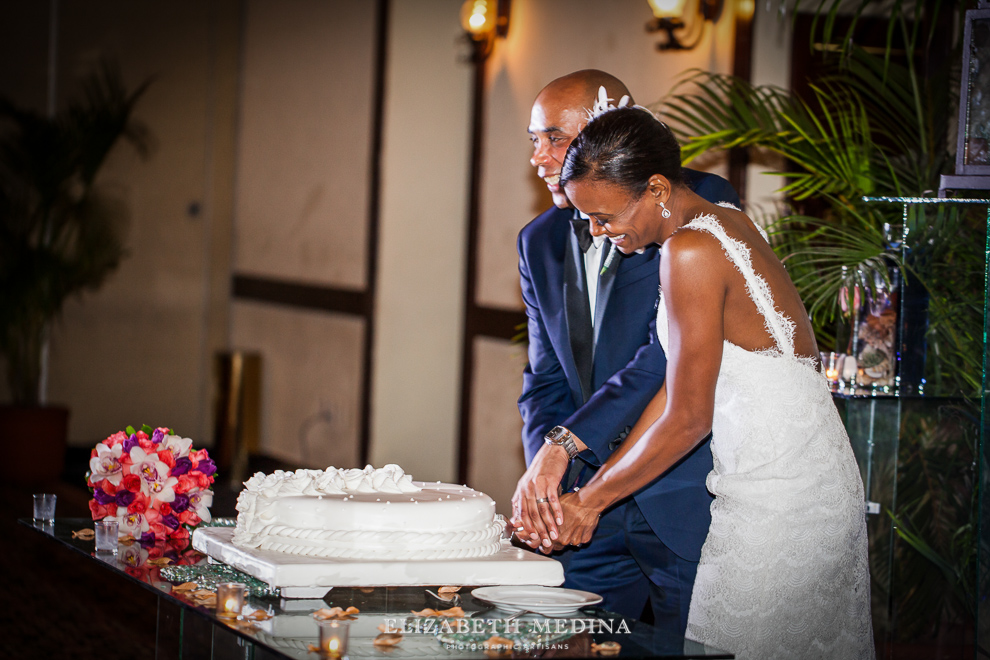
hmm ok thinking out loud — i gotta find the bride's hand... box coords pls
[554,490,602,547]
[509,443,569,551]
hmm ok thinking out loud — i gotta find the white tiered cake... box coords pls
[194,463,563,595]
[232,464,504,560]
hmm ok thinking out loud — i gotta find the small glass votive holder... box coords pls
[215,582,247,619]
[317,619,351,657]
[824,352,843,385]
[94,519,119,553]
[32,493,56,522]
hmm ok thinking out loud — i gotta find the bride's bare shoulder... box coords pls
[660,222,730,284]
[662,219,723,262]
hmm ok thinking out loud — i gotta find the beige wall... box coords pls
[234,0,375,289]
[369,0,472,482]
[228,1,377,465]
[231,302,363,468]
[467,338,528,516]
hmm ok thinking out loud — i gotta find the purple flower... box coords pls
[123,434,139,453]
[139,531,157,549]
[162,514,180,530]
[171,494,190,513]
[94,488,116,505]
[152,428,165,444]
[115,490,135,507]
[171,456,192,476]
[197,459,217,477]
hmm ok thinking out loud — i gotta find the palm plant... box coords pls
[0,61,151,406]
[657,7,978,396]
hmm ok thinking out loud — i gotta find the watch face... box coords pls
[547,426,566,443]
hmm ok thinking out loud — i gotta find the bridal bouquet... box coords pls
[87,425,217,548]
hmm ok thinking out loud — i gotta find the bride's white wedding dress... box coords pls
[656,213,875,659]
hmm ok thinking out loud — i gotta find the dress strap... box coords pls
[683,214,795,357]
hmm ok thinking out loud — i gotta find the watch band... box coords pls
[544,426,580,460]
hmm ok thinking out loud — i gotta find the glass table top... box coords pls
[21,518,732,659]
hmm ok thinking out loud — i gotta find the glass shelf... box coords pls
[18,518,733,660]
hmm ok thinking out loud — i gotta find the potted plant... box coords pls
[0,61,151,483]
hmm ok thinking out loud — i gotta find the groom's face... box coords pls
[528,89,589,209]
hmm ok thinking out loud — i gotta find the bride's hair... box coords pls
[560,107,683,195]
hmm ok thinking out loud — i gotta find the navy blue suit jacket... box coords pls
[517,169,740,562]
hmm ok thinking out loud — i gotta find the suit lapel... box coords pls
[563,229,594,403]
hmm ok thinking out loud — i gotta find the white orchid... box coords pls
[147,474,179,503]
[188,490,214,523]
[129,446,170,485]
[89,442,125,486]
[118,511,150,537]
[159,434,193,458]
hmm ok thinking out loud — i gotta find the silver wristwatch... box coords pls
[544,425,579,459]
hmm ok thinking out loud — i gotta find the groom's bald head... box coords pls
[529,70,633,208]
[536,70,633,110]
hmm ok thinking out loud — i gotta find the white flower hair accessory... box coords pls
[587,85,667,126]
[587,85,632,120]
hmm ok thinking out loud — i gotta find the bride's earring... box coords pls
[659,201,671,219]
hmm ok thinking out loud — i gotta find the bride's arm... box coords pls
[552,230,727,547]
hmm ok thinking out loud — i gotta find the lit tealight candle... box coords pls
[215,582,246,619]
[317,619,351,657]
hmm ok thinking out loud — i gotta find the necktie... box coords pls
[569,213,593,253]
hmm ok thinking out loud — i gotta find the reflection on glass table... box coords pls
[20,518,733,659]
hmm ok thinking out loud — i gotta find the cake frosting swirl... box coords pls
[232,464,504,560]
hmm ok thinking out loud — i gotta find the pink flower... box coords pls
[150,522,168,540]
[174,475,197,495]
[89,500,116,520]
[105,431,128,447]
[127,492,150,515]
[122,473,143,494]
[171,526,190,541]
[190,448,210,469]
[159,449,176,470]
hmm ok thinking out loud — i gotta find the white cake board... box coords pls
[193,527,564,598]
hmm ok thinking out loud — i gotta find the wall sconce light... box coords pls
[461,0,510,59]
[646,0,724,51]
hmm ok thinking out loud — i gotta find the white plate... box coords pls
[471,586,602,616]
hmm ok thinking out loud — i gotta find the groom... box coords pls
[513,70,739,631]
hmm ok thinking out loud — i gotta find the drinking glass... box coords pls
[94,519,119,553]
[32,493,56,522]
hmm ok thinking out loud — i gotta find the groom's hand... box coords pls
[510,443,569,551]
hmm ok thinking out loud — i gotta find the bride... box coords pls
[514,102,875,659]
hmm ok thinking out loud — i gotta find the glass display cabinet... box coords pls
[843,197,989,656]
